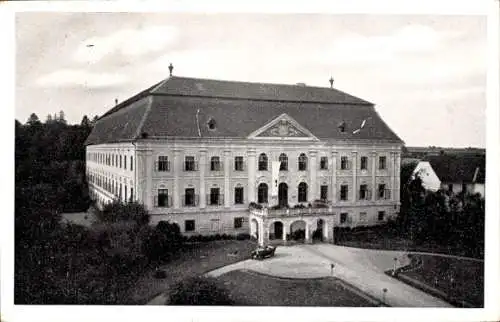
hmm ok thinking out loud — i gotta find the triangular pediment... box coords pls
[248,113,319,141]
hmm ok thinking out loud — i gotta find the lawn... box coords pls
[397,255,484,307]
[216,270,376,306]
[127,239,257,304]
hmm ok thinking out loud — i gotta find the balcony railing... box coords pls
[207,194,224,206]
[250,206,335,217]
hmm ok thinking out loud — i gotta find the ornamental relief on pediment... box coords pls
[258,119,308,137]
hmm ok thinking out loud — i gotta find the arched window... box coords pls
[279,153,288,171]
[258,183,268,204]
[298,153,307,171]
[298,182,308,202]
[258,153,268,171]
[210,156,221,171]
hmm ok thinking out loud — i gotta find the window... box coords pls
[340,213,348,224]
[184,156,196,171]
[379,156,387,170]
[209,188,221,206]
[359,184,369,200]
[130,188,134,202]
[234,156,244,171]
[184,188,196,207]
[124,156,127,170]
[378,211,385,221]
[298,182,308,202]
[378,184,386,199]
[341,156,349,170]
[258,153,268,171]
[320,185,328,201]
[124,185,128,202]
[258,183,268,203]
[158,156,170,171]
[111,155,114,167]
[461,183,467,193]
[279,153,288,171]
[119,183,122,199]
[359,212,367,221]
[234,187,244,204]
[207,118,216,130]
[340,185,348,201]
[185,220,195,232]
[210,156,221,171]
[234,217,244,229]
[320,157,328,170]
[130,156,133,171]
[119,155,122,168]
[448,184,453,192]
[158,188,169,207]
[298,153,307,171]
[360,156,368,170]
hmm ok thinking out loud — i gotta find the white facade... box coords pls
[86,136,402,240]
[411,161,441,192]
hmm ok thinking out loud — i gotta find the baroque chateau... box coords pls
[85,66,403,245]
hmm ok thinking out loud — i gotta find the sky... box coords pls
[15,12,487,148]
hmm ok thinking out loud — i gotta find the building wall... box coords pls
[86,138,402,235]
[440,182,485,197]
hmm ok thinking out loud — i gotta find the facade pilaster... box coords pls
[247,148,256,203]
[199,149,207,209]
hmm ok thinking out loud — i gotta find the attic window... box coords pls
[207,118,216,131]
[338,121,346,133]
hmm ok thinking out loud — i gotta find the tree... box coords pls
[46,114,53,123]
[26,113,41,126]
[58,110,67,124]
[81,115,91,128]
[168,276,233,305]
[96,200,150,225]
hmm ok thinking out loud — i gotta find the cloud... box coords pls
[36,69,129,88]
[73,25,179,64]
[316,24,452,64]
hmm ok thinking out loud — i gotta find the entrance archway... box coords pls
[271,221,284,239]
[313,219,324,241]
[290,220,306,241]
[278,182,288,207]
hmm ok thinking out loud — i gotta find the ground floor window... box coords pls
[185,220,195,232]
[234,217,244,229]
[378,211,385,221]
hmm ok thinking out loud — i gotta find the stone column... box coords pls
[351,151,358,203]
[371,151,377,201]
[395,152,401,203]
[309,150,317,202]
[173,149,182,209]
[305,222,312,244]
[330,152,338,202]
[224,150,231,208]
[247,148,256,203]
[390,152,396,201]
[199,149,207,209]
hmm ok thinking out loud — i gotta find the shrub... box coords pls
[168,276,233,305]
[236,233,250,240]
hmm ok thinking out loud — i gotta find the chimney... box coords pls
[329,76,334,89]
[168,63,174,76]
[115,98,118,106]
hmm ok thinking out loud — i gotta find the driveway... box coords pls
[206,244,453,307]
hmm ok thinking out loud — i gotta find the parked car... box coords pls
[251,245,277,260]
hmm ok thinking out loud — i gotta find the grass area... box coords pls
[398,255,484,307]
[335,227,483,259]
[216,270,375,306]
[127,240,257,304]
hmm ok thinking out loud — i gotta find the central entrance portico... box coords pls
[250,207,335,246]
